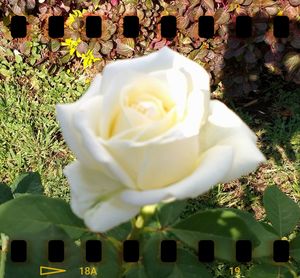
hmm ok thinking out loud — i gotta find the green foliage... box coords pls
[0,184,300,277]
[156,199,188,227]
[140,232,212,278]
[0,172,43,204]
[263,185,300,237]
[105,220,132,241]
[4,225,84,278]
[11,172,43,196]
[0,183,13,205]
[170,209,260,262]
[0,195,87,239]
[290,234,300,262]
[248,263,296,278]
[95,238,123,278]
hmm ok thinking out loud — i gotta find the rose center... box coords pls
[130,97,166,120]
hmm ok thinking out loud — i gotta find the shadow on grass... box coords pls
[219,16,300,166]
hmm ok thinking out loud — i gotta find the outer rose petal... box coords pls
[64,161,140,232]
[120,145,234,206]
[199,100,266,182]
[83,196,140,232]
[56,74,103,168]
[56,74,136,189]
[106,132,199,190]
[100,47,210,139]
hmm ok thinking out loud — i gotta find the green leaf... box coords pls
[231,210,279,262]
[166,248,212,278]
[124,0,138,4]
[50,39,60,52]
[124,265,148,278]
[11,172,44,196]
[29,57,36,65]
[156,200,187,227]
[5,225,84,278]
[0,68,11,78]
[145,0,153,9]
[61,53,71,64]
[0,195,87,239]
[14,53,22,64]
[105,220,132,241]
[0,183,13,204]
[142,232,211,278]
[263,186,300,237]
[248,263,294,278]
[170,209,260,261]
[142,233,174,278]
[97,239,122,278]
[290,234,300,261]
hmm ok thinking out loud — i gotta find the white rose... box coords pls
[56,47,266,232]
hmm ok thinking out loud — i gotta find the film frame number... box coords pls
[229,266,241,276]
[79,266,97,276]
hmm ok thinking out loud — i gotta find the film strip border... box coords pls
[8,14,293,39]
[10,239,290,263]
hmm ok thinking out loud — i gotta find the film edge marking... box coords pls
[39,266,66,276]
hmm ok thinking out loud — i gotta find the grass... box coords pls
[0,58,90,201]
[0,56,299,277]
[180,76,300,226]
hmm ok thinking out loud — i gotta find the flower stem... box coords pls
[0,234,8,278]
[128,204,158,240]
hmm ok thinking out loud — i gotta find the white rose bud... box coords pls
[56,47,266,232]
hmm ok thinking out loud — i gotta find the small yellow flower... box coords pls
[76,50,82,58]
[277,10,284,16]
[66,14,75,27]
[61,38,81,56]
[161,10,169,16]
[66,9,88,28]
[79,50,102,69]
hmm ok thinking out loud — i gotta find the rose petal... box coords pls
[149,69,188,119]
[110,76,176,139]
[106,130,199,190]
[64,161,139,232]
[137,133,199,189]
[75,96,102,136]
[199,100,266,182]
[73,110,136,189]
[78,74,103,101]
[83,195,140,232]
[120,145,234,205]
[99,70,147,139]
[57,74,136,188]
[56,74,102,166]
[132,108,177,141]
[64,160,122,217]
[101,47,209,92]
[100,47,210,140]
